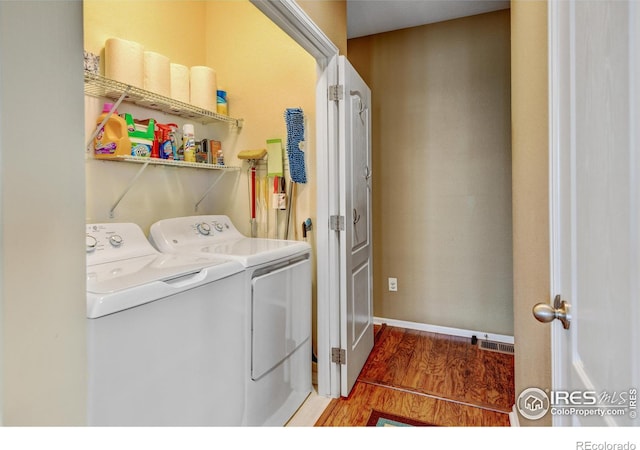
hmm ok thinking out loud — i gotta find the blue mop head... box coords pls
[284,108,307,184]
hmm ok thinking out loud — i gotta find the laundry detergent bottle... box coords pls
[93,103,131,159]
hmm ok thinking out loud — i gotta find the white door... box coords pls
[544,0,639,426]
[337,56,374,396]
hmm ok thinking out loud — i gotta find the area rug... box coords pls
[366,409,435,427]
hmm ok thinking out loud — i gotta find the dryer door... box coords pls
[251,257,311,380]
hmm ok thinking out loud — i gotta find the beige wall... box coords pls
[348,10,514,336]
[511,0,551,426]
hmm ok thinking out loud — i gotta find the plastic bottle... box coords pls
[210,140,223,166]
[169,126,179,160]
[93,103,131,159]
[157,123,178,159]
[216,90,228,115]
[182,124,196,162]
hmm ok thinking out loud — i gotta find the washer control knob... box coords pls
[109,234,123,247]
[213,221,224,232]
[196,222,211,235]
[86,235,98,253]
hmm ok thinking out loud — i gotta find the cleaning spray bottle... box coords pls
[182,124,196,162]
[157,123,178,159]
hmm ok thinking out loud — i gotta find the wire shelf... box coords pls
[83,71,243,128]
[114,155,240,171]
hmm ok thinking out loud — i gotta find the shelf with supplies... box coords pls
[83,71,243,128]
[84,70,243,218]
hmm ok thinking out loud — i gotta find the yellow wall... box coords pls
[83,0,321,363]
[348,10,514,336]
[203,1,319,344]
[83,0,206,68]
[511,0,551,426]
[204,1,316,240]
[298,0,347,55]
[83,0,316,237]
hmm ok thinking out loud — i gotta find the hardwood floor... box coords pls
[314,324,514,427]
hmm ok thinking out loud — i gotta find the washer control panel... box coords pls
[86,223,156,266]
[195,219,227,236]
[150,215,244,252]
[196,222,211,236]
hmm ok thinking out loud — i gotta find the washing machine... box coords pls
[149,215,312,426]
[86,222,246,426]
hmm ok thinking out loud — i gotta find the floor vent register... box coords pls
[479,340,515,355]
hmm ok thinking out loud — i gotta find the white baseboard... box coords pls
[373,316,515,345]
[509,405,520,426]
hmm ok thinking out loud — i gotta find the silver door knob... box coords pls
[533,295,571,329]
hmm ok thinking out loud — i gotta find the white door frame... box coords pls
[548,0,565,426]
[250,0,341,398]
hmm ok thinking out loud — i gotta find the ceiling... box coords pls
[347,0,510,39]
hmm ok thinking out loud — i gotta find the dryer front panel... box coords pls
[251,257,311,380]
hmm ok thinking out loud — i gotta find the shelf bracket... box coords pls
[86,87,131,153]
[109,160,150,218]
[195,171,227,212]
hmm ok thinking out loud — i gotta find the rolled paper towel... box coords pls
[143,51,170,97]
[190,66,217,111]
[105,38,144,88]
[170,63,190,103]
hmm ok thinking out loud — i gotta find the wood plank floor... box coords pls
[315,324,514,427]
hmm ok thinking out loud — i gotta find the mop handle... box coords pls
[251,166,256,219]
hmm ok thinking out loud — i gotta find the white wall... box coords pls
[0,1,87,425]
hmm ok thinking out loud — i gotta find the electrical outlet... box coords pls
[388,277,398,292]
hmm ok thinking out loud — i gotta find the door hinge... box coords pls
[331,347,346,365]
[330,215,344,231]
[328,84,344,102]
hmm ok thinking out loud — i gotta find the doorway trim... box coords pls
[250,0,340,398]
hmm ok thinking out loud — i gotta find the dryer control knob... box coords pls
[196,222,211,235]
[109,234,123,247]
[213,221,224,232]
[86,235,98,253]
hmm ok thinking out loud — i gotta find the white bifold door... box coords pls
[336,56,374,396]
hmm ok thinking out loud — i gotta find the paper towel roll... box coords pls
[170,63,190,103]
[190,66,217,111]
[144,51,170,97]
[105,38,144,88]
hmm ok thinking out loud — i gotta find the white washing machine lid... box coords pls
[87,253,243,319]
[86,222,244,319]
[148,215,310,267]
[178,237,310,267]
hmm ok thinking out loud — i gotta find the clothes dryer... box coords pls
[149,215,312,426]
[86,222,245,426]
